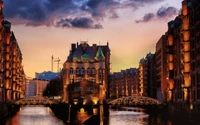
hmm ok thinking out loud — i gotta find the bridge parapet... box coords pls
[14,97,56,105]
[108,96,163,106]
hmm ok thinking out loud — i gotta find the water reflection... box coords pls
[108,110,149,125]
[3,106,65,125]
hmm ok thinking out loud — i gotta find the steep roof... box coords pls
[96,47,105,59]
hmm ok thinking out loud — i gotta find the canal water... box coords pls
[0,106,199,125]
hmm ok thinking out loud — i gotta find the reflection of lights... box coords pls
[80,108,85,113]
[92,97,99,104]
[73,99,78,105]
[93,108,98,115]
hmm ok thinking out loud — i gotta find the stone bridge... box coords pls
[14,96,56,105]
[108,95,163,106]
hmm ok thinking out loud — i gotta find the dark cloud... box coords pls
[55,17,103,29]
[135,6,179,23]
[157,6,179,18]
[3,0,165,29]
[135,13,155,23]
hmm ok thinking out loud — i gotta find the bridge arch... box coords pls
[14,97,55,105]
[108,95,163,106]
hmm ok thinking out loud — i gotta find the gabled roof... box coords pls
[96,47,105,59]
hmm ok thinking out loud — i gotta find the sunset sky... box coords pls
[3,0,183,78]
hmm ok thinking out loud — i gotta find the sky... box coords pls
[3,0,183,78]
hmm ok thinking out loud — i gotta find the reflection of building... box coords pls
[62,41,110,102]
[0,0,25,101]
[110,68,138,99]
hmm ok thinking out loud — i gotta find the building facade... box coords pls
[138,53,156,98]
[62,41,110,102]
[0,0,25,102]
[109,68,138,99]
[155,35,168,101]
[165,0,200,108]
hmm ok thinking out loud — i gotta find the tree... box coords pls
[43,77,63,97]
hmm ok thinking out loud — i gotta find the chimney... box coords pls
[71,43,76,53]
[92,44,97,52]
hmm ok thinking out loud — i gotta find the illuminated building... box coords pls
[62,41,110,102]
[155,35,168,101]
[0,0,25,101]
[139,58,146,96]
[165,0,200,107]
[109,68,138,99]
[138,53,156,98]
[188,0,200,107]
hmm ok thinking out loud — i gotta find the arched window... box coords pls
[81,67,85,74]
[76,68,80,74]
[87,68,91,74]
[69,68,74,74]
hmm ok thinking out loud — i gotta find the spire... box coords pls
[95,47,105,60]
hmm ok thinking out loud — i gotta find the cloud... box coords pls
[135,6,179,23]
[135,13,155,23]
[55,17,103,29]
[156,6,179,18]
[3,0,165,29]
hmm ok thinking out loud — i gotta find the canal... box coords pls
[0,106,199,125]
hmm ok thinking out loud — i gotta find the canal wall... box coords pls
[0,101,20,120]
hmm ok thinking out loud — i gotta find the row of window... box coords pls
[69,68,103,75]
[70,78,96,83]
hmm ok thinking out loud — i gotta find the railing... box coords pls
[14,97,57,105]
[108,95,163,106]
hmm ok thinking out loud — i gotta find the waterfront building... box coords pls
[25,77,36,97]
[109,68,138,99]
[0,0,25,101]
[138,53,156,98]
[62,41,110,102]
[165,0,200,108]
[188,0,200,108]
[155,35,168,101]
[35,71,59,81]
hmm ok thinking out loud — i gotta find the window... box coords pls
[69,68,74,74]
[76,68,80,74]
[81,68,85,74]
[87,68,91,74]
[92,68,96,74]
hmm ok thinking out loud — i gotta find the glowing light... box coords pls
[92,97,99,104]
[80,108,85,113]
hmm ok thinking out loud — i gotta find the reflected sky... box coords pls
[108,110,149,125]
[4,106,65,125]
